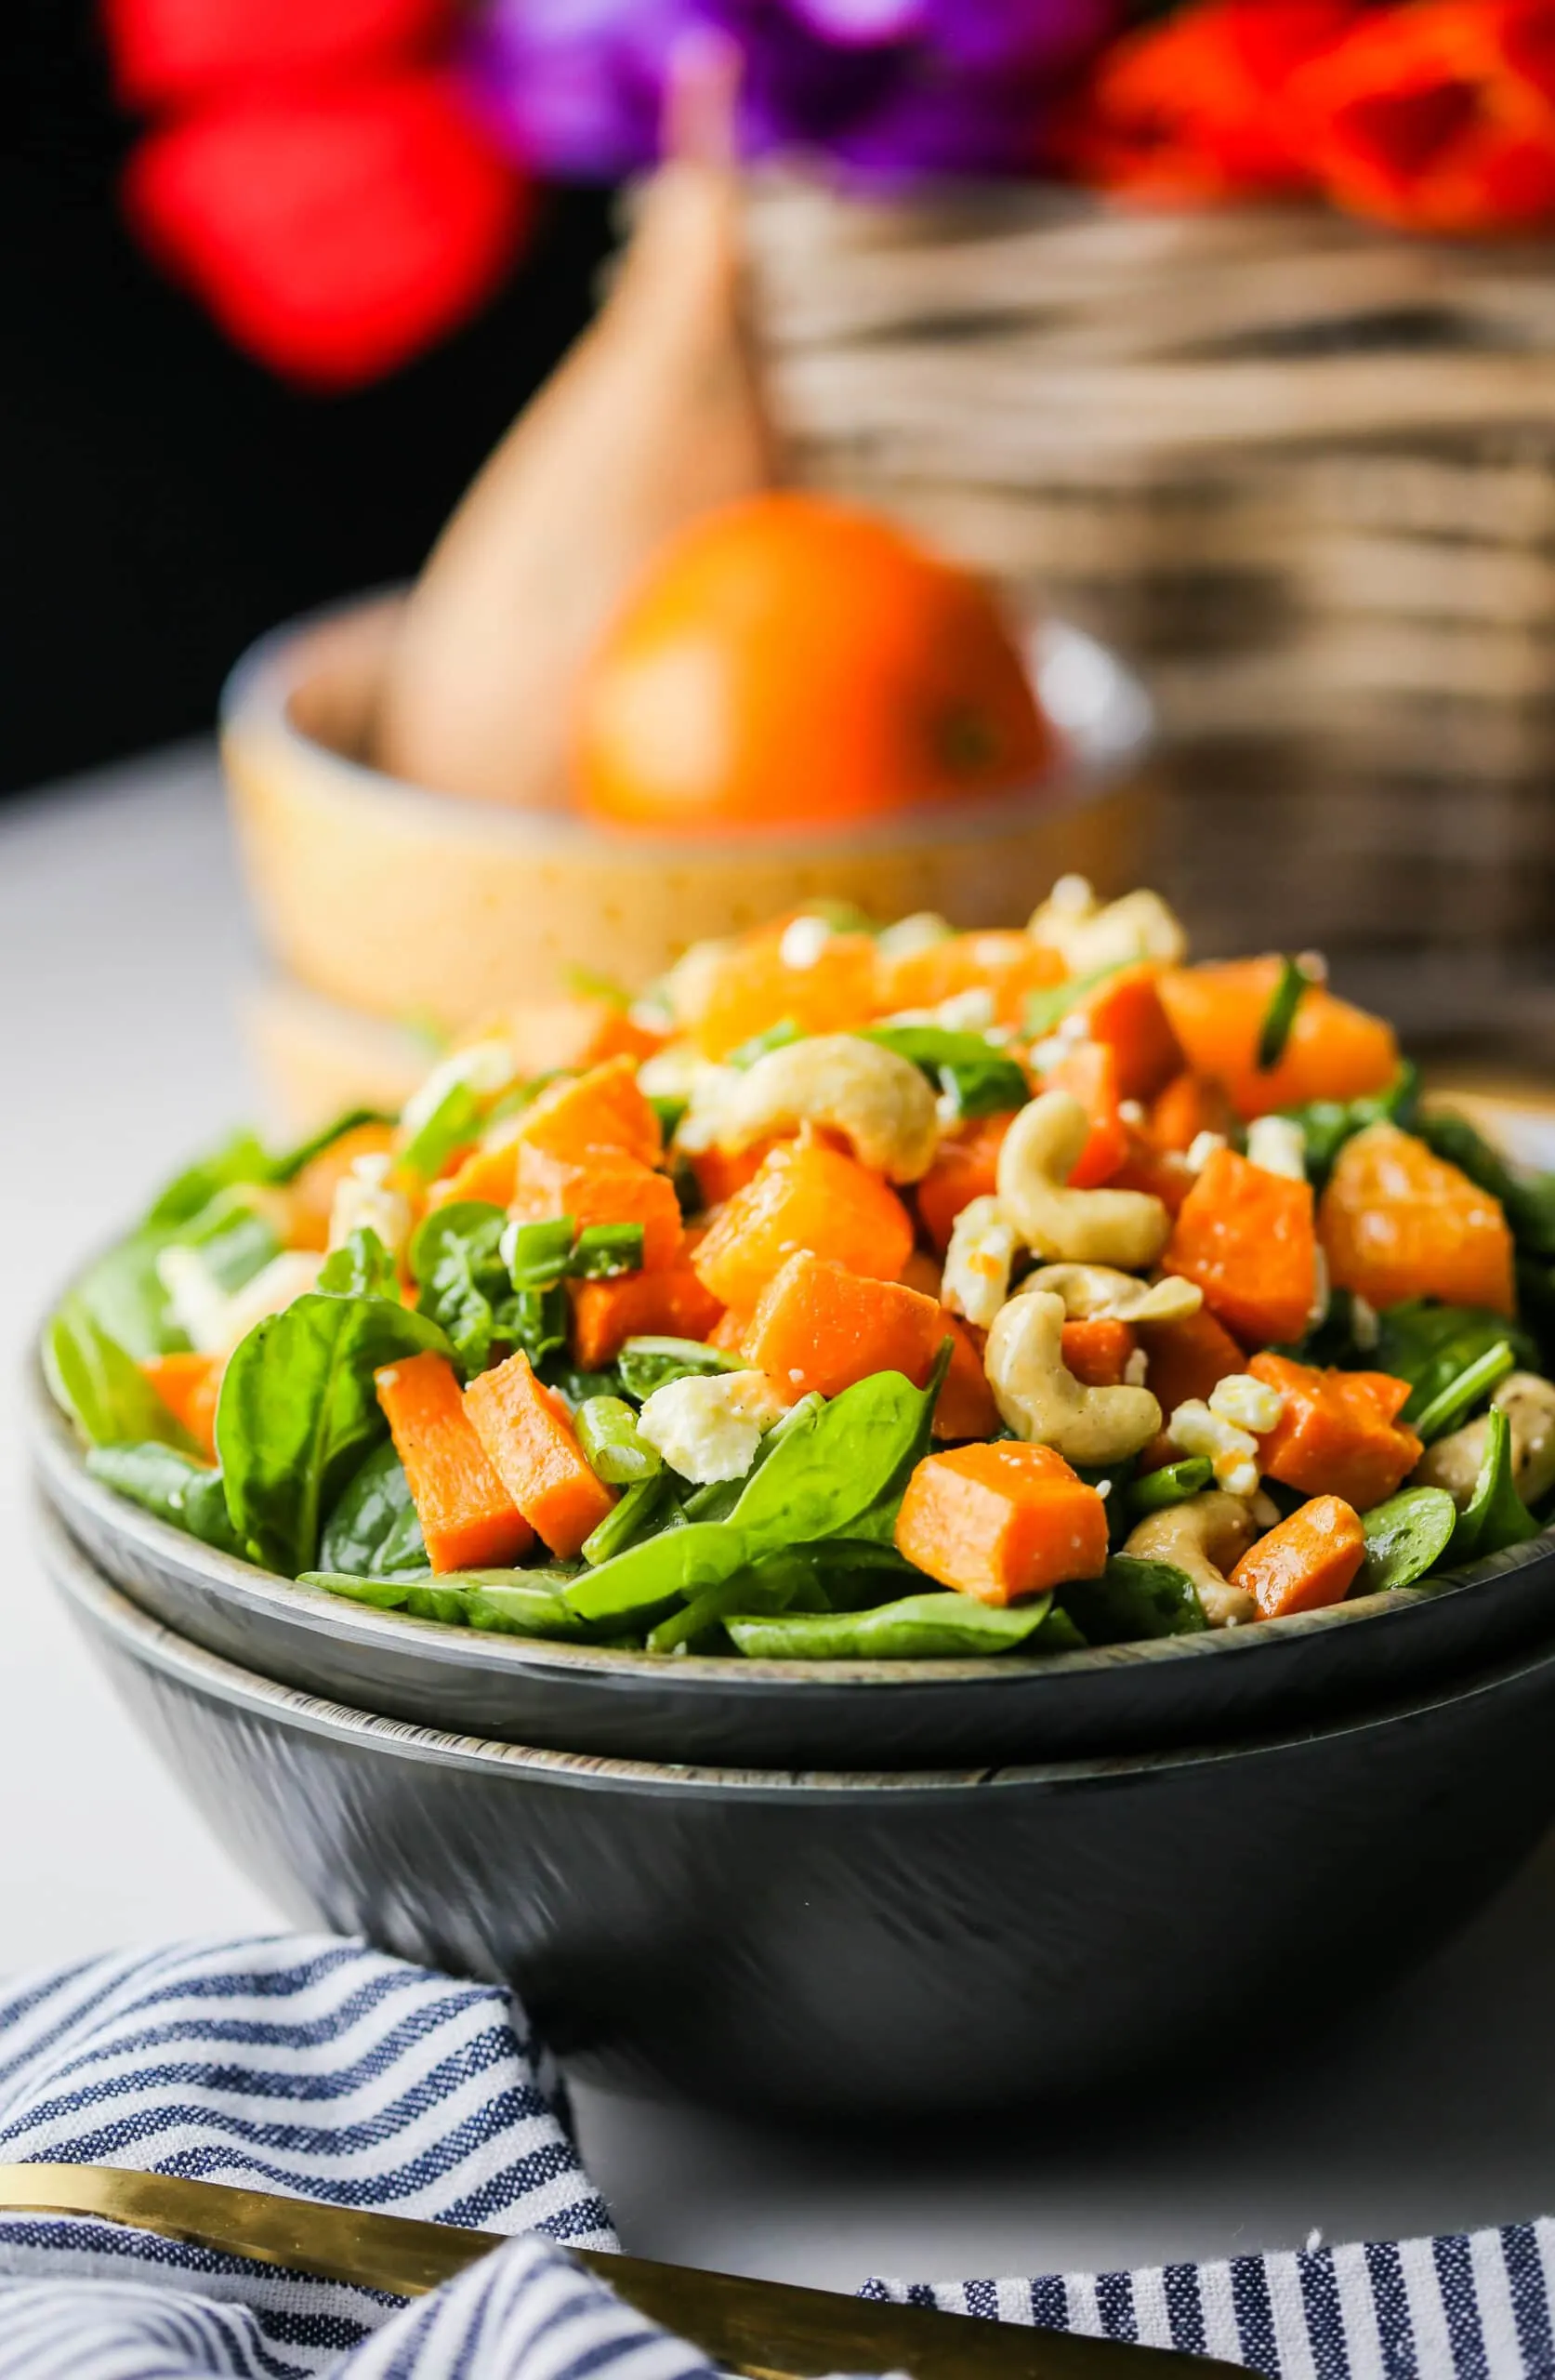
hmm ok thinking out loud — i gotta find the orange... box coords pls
[575,493,1052,833]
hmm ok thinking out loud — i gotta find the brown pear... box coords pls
[374,62,776,809]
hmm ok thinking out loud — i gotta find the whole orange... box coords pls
[573,492,1053,833]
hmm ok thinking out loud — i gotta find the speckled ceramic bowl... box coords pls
[43,1501,1555,2118]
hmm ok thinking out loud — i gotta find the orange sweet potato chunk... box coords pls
[874,931,1063,1024]
[1229,1494,1365,1619]
[693,1137,914,1313]
[1163,1145,1318,1346]
[685,932,880,1059]
[142,1352,221,1461]
[915,1113,1017,1253]
[568,1266,725,1369]
[1246,1351,1422,1513]
[932,1316,1000,1441]
[514,1055,663,1169]
[288,1121,399,1250]
[1042,1040,1127,1189]
[1137,1307,1246,1415]
[741,1251,946,1401]
[895,1441,1108,1606]
[463,1351,617,1559]
[1157,959,1398,1121]
[509,1143,683,1272]
[1147,1071,1238,1155]
[1072,963,1183,1102]
[1318,1122,1516,1317]
[376,1351,534,1573]
[1061,1316,1138,1390]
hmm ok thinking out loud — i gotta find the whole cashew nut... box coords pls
[716,1035,940,1183]
[1122,1490,1262,1629]
[984,1290,1161,1466]
[1019,1263,1203,1325]
[996,1093,1171,1269]
[1414,1372,1555,1511]
[1027,882,1187,974]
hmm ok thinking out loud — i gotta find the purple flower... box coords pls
[465,0,1116,183]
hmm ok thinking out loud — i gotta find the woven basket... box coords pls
[745,178,1555,1055]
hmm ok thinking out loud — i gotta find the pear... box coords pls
[374,41,776,808]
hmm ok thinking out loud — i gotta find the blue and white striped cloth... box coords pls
[0,1936,1550,2380]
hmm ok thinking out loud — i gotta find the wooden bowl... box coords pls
[220,592,1156,1042]
[45,1503,1555,2119]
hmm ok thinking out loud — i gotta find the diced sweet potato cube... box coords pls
[683,932,880,1059]
[1247,1352,1422,1513]
[915,1113,1016,1254]
[689,1137,781,1211]
[1157,959,1398,1121]
[741,1251,946,1402]
[510,1143,683,1272]
[515,1055,663,1169]
[895,1441,1108,1606]
[692,1137,914,1313]
[376,1351,534,1573]
[141,1352,221,1461]
[1318,1122,1515,1317]
[463,1350,617,1559]
[1042,1040,1127,1189]
[568,1266,725,1369]
[1061,1316,1138,1389]
[932,1316,1000,1441]
[1147,1071,1238,1155]
[874,931,1063,1024]
[1163,1145,1318,1346]
[1072,963,1183,1102]
[1137,1307,1246,1415]
[1229,1494,1365,1619]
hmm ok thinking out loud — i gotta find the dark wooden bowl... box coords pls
[29,1346,1555,1769]
[42,1499,1555,2119]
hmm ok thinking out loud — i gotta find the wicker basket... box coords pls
[745,178,1555,1055]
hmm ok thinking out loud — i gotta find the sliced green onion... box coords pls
[1411,1340,1516,1446]
[502,1215,575,1290]
[571,1223,644,1280]
[617,1336,741,1402]
[725,1019,805,1070]
[576,1395,662,1486]
[1127,1458,1214,1516]
[581,1472,677,1567]
[1256,956,1313,1073]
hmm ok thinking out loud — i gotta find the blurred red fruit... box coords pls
[102,0,455,107]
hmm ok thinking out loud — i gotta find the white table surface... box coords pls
[6,743,1555,2292]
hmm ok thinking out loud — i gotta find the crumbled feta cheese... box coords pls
[779,915,832,971]
[637,1371,785,1485]
[933,988,997,1034]
[1351,1292,1380,1351]
[876,911,955,959]
[399,1038,517,1136]
[637,1044,706,1102]
[1028,883,1187,973]
[158,1246,323,1360]
[1298,949,1329,985]
[1246,1115,1307,1182]
[1208,1372,1284,1435]
[1118,1099,1146,1127]
[1185,1130,1228,1176]
[1168,1397,1260,1498]
[329,1154,412,1263]
[1124,1348,1150,1388]
[942,1195,1017,1329]
[1048,873,1095,917]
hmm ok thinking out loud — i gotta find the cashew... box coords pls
[1020,1263,1202,1325]
[942,1196,1017,1329]
[1027,880,1187,974]
[716,1034,940,1183]
[1123,1491,1260,1629]
[996,1092,1171,1269]
[985,1290,1161,1466]
[1414,1372,1555,1511]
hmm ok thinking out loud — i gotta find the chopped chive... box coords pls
[1256,956,1313,1073]
[1411,1340,1516,1446]
[1127,1458,1214,1516]
[571,1223,645,1279]
[581,1473,676,1567]
[502,1215,575,1290]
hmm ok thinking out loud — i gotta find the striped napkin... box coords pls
[0,1936,1548,2380]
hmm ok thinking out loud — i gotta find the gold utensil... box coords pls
[0,2162,1237,2380]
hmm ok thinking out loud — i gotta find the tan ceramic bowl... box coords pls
[221,592,1157,1118]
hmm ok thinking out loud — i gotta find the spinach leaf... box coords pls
[1450,1408,1541,1564]
[304,1567,592,1639]
[829,1341,954,1545]
[1279,1065,1418,1188]
[411,1202,511,1374]
[1023,964,1126,1041]
[78,1192,280,1360]
[86,1443,244,1556]
[319,1438,428,1580]
[1362,1485,1458,1593]
[616,1338,740,1401]
[1372,1300,1538,1425]
[46,1299,197,1452]
[143,1130,273,1229]
[304,1571,472,1625]
[725,1591,1057,1660]
[217,1292,451,1576]
[859,1026,1028,1120]
[1061,1555,1206,1643]
[465,1579,594,1639]
[318,1228,396,1299]
[566,1518,748,1625]
[646,1551,827,1654]
[1412,1340,1516,1445]
[579,1472,680,1567]
[726,1370,923,1546]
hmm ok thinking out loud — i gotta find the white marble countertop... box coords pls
[5,743,1555,2292]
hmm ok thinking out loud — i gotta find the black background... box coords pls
[2,0,616,796]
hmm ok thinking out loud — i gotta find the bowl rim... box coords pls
[43,1491,1555,1803]
[30,1329,1551,1701]
[217,591,1154,864]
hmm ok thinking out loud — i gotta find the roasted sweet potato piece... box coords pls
[1319,1122,1515,1317]
[1163,1145,1318,1346]
[693,1136,914,1312]
[895,1440,1108,1606]
[741,1251,945,1401]
[376,1351,534,1573]
[463,1350,617,1559]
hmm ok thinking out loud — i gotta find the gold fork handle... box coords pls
[0,2162,1239,2380]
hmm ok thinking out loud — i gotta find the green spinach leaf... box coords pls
[319,1438,428,1580]
[616,1338,740,1401]
[1362,1485,1457,1593]
[725,1591,1057,1660]
[86,1442,244,1555]
[318,1228,396,1299]
[1061,1555,1206,1643]
[1279,1065,1418,1188]
[217,1292,451,1576]
[1372,1300,1538,1425]
[1450,1408,1541,1564]
[859,1025,1028,1120]
[46,1299,197,1452]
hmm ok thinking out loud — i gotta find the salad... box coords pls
[46,881,1555,1662]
